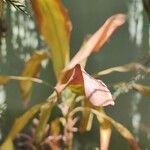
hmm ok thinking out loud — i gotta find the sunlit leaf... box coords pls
[56,64,114,107]
[1,104,41,149]
[31,0,72,79]
[70,107,141,150]
[93,63,150,77]
[20,51,48,107]
[51,118,61,136]
[0,75,48,85]
[1,138,14,150]
[133,83,150,97]
[35,101,54,144]
[100,119,112,150]
[65,14,126,70]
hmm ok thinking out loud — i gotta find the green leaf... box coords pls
[34,101,54,144]
[1,104,41,149]
[31,0,72,79]
[0,75,48,85]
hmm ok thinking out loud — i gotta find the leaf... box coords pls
[31,0,72,79]
[70,107,141,150]
[1,138,14,150]
[35,100,54,144]
[0,75,47,85]
[51,118,61,136]
[65,14,126,71]
[47,118,61,149]
[0,0,3,18]
[1,104,41,149]
[0,76,10,85]
[56,64,114,107]
[20,51,48,107]
[108,117,140,150]
[95,109,141,150]
[93,63,150,77]
[79,98,92,132]
[133,83,150,97]
[100,119,112,150]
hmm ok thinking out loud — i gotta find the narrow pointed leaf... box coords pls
[133,83,150,97]
[94,63,150,77]
[94,109,141,150]
[20,51,48,106]
[0,0,3,18]
[1,138,14,150]
[31,0,72,79]
[35,101,54,144]
[79,99,93,132]
[70,107,141,150]
[65,14,126,70]
[1,104,41,149]
[0,75,46,85]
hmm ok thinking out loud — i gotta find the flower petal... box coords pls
[56,64,114,107]
[81,69,114,106]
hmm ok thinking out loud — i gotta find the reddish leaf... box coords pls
[65,14,126,70]
[34,101,54,144]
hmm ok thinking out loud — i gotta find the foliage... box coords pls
[0,0,150,150]
[4,0,28,15]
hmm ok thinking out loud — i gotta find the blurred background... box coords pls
[0,0,150,149]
